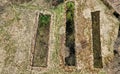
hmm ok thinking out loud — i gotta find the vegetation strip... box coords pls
[32,13,51,67]
[91,11,103,68]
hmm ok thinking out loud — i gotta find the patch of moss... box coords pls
[38,14,51,27]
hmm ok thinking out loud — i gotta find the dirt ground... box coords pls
[0,0,120,74]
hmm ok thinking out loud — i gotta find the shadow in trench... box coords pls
[65,1,76,66]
